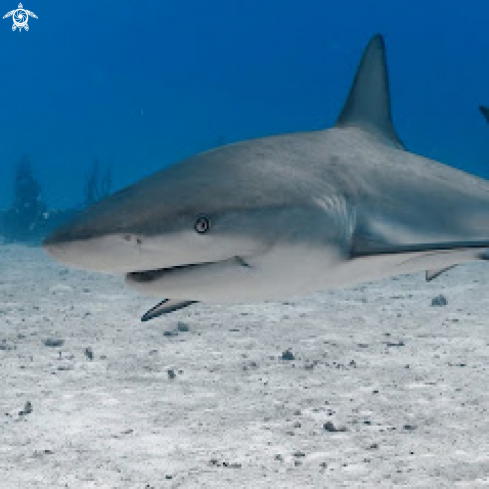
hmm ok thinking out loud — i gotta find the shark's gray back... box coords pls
[318,128,489,251]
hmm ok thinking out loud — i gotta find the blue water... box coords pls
[1,0,489,209]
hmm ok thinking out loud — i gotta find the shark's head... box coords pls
[44,137,347,303]
[45,143,272,274]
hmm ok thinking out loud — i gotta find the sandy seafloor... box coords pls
[2,244,489,489]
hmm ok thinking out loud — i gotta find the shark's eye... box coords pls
[194,216,211,234]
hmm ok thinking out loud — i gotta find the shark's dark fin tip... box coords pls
[371,33,385,45]
[336,34,404,150]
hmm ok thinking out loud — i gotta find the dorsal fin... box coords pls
[336,34,404,149]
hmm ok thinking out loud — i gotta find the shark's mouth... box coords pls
[125,256,254,321]
[126,255,252,283]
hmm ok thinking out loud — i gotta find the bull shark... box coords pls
[44,34,489,321]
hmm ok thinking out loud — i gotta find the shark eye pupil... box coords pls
[195,216,211,234]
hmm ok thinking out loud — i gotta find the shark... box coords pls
[44,34,489,321]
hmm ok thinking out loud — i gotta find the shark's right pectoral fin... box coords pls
[141,299,197,322]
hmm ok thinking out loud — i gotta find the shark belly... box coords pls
[126,243,350,303]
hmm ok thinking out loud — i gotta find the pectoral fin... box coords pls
[141,299,197,322]
[425,265,457,282]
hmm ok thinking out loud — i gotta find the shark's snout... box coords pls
[43,236,67,261]
[43,231,96,271]
[42,197,146,272]
[43,223,144,273]
[43,219,91,262]
[43,229,72,262]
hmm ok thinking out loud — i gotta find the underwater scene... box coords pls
[3,1,489,487]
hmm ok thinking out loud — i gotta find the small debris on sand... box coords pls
[33,449,54,457]
[84,347,94,361]
[167,369,176,380]
[163,330,178,337]
[431,295,448,307]
[281,349,295,361]
[19,401,33,416]
[163,322,190,337]
[43,338,64,348]
[177,322,190,332]
[323,421,346,432]
[209,458,242,468]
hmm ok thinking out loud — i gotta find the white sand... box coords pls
[2,244,489,488]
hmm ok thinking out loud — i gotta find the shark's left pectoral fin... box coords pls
[141,299,197,322]
[425,265,457,282]
[336,34,405,150]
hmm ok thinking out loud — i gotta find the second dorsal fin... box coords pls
[336,34,404,149]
